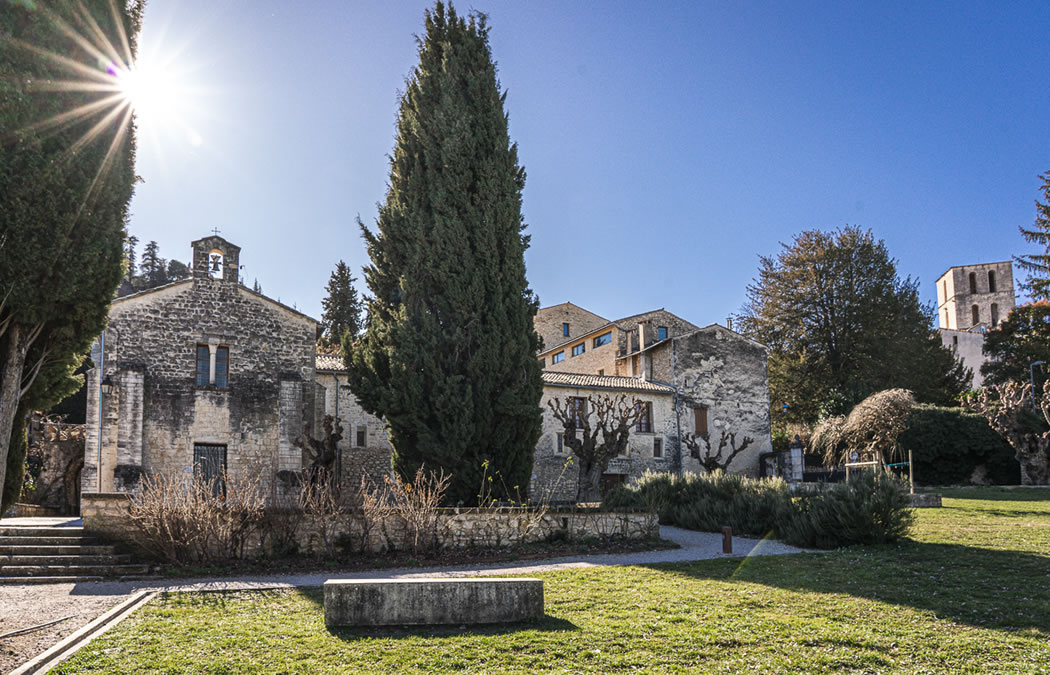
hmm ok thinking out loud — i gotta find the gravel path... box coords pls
[0,526,810,671]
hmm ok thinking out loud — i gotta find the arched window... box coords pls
[971,305,980,326]
[991,303,999,327]
[988,270,997,293]
[969,272,977,294]
[208,249,224,279]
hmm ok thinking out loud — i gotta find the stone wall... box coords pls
[83,247,317,502]
[315,371,394,490]
[939,328,988,388]
[937,262,1015,331]
[540,326,621,374]
[24,417,84,515]
[534,302,609,355]
[80,493,657,557]
[666,326,773,476]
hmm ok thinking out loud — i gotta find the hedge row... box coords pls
[900,404,1019,485]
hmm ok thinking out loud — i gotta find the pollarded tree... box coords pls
[547,394,643,502]
[966,381,1050,485]
[1015,170,1050,301]
[346,2,543,505]
[0,1,143,504]
[737,227,969,424]
[319,260,363,349]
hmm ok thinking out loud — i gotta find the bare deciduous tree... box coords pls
[293,415,343,484]
[966,381,1050,485]
[684,431,754,473]
[548,394,642,502]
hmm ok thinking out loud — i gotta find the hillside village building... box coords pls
[935,262,1016,387]
[83,236,773,507]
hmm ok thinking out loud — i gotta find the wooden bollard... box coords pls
[722,526,733,554]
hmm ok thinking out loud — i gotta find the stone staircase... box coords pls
[0,525,149,583]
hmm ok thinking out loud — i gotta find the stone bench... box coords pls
[324,577,544,626]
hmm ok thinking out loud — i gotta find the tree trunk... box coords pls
[0,323,31,507]
[1017,437,1050,485]
[576,461,603,503]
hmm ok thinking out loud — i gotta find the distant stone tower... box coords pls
[935,261,1015,331]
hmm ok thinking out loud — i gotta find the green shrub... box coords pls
[900,404,1019,485]
[778,471,914,549]
[604,470,914,549]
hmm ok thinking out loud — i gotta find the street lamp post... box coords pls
[1030,361,1045,414]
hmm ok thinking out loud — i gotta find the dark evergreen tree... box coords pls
[0,0,143,504]
[252,278,263,294]
[346,2,543,504]
[319,261,363,348]
[738,227,970,424]
[1016,171,1050,301]
[124,235,139,280]
[166,259,189,282]
[140,240,167,287]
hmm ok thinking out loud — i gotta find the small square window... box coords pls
[562,322,570,337]
[356,425,366,447]
[552,351,565,364]
[653,437,663,458]
[597,369,604,376]
[572,343,585,357]
[657,326,668,341]
[556,432,564,454]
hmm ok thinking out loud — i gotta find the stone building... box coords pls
[85,235,335,499]
[531,303,773,496]
[935,262,1017,387]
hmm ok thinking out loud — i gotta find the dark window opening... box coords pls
[552,351,565,364]
[952,335,958,348]
[539,358,546,369]
[556,432,564,454]
[636,401,652,433]
[653,437,663,458]
[657,326,668,341]
[572,343,585,357]
[969,272,977,294]
[568,397,588,429]
[193,444,227,497]
[356,426,366,447]
[972,305,980,326]
[991,303,999,327]
[562,322,569,337]
[196,345,210,387]
[988,270,997,293]
[214,346,229,388]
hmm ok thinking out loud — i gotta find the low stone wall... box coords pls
[81,493,135,540]
[80,492,657,558]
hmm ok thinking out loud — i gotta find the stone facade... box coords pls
[23,416,85,515]
[534,302,610,354]
[936,261,1015,331]
[935,261,1017,388]
[83,236,318,501]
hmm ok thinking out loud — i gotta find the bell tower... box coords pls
[191,233,240,283]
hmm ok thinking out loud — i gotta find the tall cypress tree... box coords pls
[1016,170,1050,301]
[320,260,363,348]
[347,2,543,504]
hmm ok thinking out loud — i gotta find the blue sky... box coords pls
[125,0,1050,325]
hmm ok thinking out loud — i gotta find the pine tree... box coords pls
[252,278,262,294]
[319,261,362,348]
[1016,171,1050,300]
[140,240,167,288]
[347,2,543,504]
[124,235,139,280]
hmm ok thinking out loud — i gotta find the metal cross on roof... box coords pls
[211,227,221,236]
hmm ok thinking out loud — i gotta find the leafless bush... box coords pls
[298,470,343,557]
[350,475,387,553]
[813,389,916,467]
[128,467,266,564]
[469,459,555,546]
[384,467,450,555]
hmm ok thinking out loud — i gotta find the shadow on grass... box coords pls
[648,539,1050,634]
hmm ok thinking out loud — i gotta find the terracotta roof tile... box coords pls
[541,371,674,394]
[315,353,345,371]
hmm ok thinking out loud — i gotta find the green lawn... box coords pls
[57,488,1050,673]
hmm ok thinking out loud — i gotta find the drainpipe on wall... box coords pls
[331,372,341,479]
[96,330,105,492]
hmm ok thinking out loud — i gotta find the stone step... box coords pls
[0,575,105,584]
[0,554,132,566]
[0,563,150,577]
[0,527,86,537]
[0,544,118,556]
[0,536,99,546]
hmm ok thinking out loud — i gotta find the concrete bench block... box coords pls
[910,493,942,508]
[324,577,544,626]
